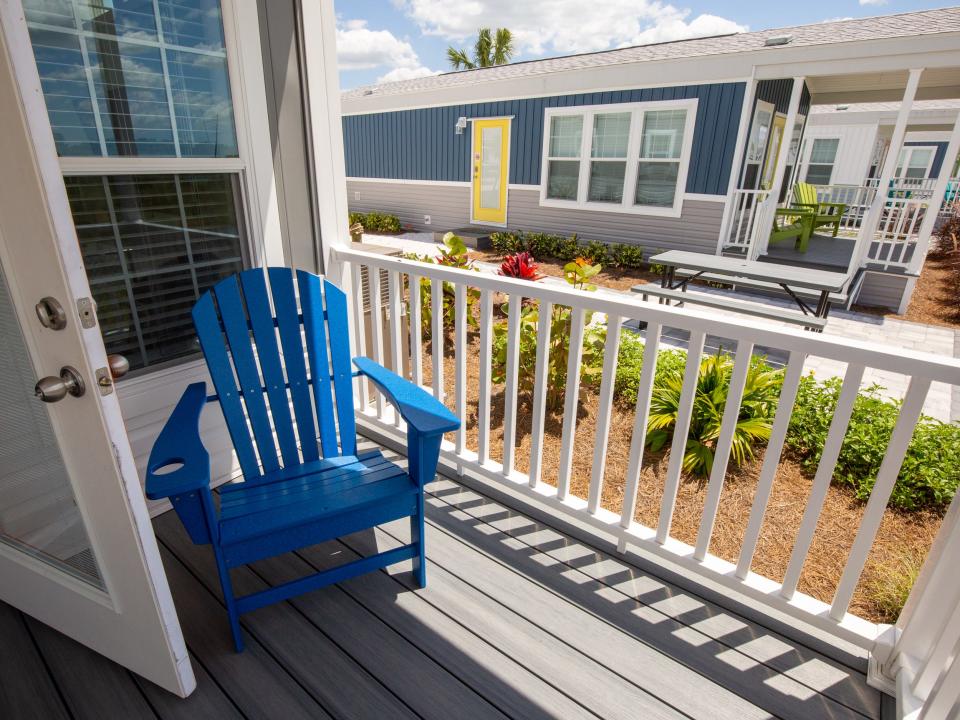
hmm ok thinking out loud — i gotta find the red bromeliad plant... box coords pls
[498,251,543,281]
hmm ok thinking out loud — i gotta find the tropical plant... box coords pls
[645,353,784,476]
[348,210,401,233]
[498,252,543,281]
[447,28,515,70]
[405,233,479,338]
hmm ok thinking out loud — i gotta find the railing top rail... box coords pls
[336,246,960,385]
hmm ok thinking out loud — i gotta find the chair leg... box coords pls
[411,490,427,588]
[212,546,245,652]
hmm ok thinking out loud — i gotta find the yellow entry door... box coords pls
[472,118,510,224]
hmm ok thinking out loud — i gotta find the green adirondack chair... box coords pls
[770,207,815,252]
[791,182,847,237]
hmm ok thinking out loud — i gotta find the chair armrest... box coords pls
[353,357,460,437]
[818,201,847,213]
[145,382,211,500]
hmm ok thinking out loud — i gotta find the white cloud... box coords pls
[859,0,888,6]
[377,65,440,83]
[395,0,746,57]
[336,18,439,84]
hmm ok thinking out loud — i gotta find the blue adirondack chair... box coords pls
[144,267,459,651]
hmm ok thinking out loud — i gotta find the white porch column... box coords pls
[750,76,804,260]
[299,0,351,278]
[851,68,923,270]
[905,110,960,275]
[715,73,758,254]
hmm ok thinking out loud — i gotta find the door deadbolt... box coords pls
[35,297,67,330]
[35,366,86,402]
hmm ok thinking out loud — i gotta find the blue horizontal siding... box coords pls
[342,82,746,196]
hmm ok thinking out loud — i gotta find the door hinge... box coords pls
[77,297,97,329]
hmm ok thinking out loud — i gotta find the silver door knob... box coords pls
[35,366,86,402]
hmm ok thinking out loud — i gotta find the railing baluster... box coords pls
[477,289,493,465]
[694,339,754,561]
[528,300,553,487]
[408,273,423,387]
[368,266,386,418]
[454,283,467,454]
[587,315,623,514]
[619,322,662,539]
[736,351,806,578]
[431,278,444,402]
[829,377,931,619]
[502,293,524,477]
[781,363,866,600]
[656,329,706,544]
[349,263,370,410]
[557,307,587,500]
[388,270,403,428]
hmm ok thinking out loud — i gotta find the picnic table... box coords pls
[648,250,850,321]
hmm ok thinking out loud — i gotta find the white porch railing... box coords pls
[336,244,960,716]
[721,188,769,253]
[866,197,927,271]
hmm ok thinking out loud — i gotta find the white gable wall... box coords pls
[799,122,878,185]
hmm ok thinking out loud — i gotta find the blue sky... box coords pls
[336,0,948,89]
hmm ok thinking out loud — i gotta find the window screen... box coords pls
[64,173,246,372]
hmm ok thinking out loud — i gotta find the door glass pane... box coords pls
[24,0,237,158]
[809,138,839,164]
[0,260,104,589]
[64,173,247,372]
[747,107,773,162]
[547,160,579,200]
[480,126,502,210]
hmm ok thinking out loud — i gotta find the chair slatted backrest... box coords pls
[192,268,357,480]
[794,182,818,206]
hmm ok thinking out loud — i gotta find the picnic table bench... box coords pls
[635,250,850,332]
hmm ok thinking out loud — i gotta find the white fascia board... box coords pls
[904,130,952,143]
[342,33,960,116]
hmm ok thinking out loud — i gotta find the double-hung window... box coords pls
[541,99,697,216]
[895,146,935,180]
[23,0,249,374]
[804,138,839,185]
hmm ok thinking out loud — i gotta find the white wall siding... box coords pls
[856,270,913,310]
[800,123,879,185]
[348,180,724,252]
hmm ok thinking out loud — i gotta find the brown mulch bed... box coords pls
[406,307,944,624]
[470,249,662,291]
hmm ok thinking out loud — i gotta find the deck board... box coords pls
[0,437,883,720]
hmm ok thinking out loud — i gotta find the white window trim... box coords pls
[49,0,282,270]
[803,136,840,185]
[538,98,698,218]
[895,145,936,179]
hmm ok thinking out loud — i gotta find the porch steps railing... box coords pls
[336,245,960,716]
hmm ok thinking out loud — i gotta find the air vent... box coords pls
[764,34,793,47]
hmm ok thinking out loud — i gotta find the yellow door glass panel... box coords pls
[472,119,509,224]
[761,114,786,190]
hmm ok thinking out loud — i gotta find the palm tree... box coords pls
[447,28,515,70]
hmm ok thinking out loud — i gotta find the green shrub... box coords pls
[787,376,960,509]
[490,230,525,254]
[405,233,479,338]
[609,243,645,269]
[350,210,401,233]
[580,240,610,265]
[645,353,783,476]
[647,249,668,275]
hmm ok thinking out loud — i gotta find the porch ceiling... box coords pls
[808,67,960,104]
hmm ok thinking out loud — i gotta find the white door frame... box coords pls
[0,3,193,696]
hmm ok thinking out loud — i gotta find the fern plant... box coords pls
[645,353,783,476]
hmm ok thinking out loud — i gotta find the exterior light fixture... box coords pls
[455,116,467,134]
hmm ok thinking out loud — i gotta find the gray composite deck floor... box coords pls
[1,439,890,720]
